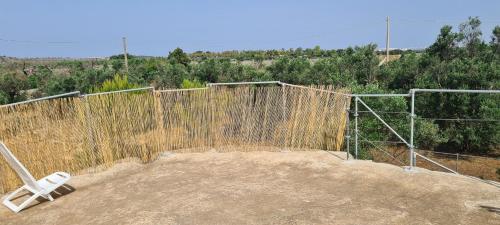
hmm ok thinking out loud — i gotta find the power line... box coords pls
[391,18,500,24]
[0,37,78,45]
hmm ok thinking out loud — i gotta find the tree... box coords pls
[168,48,191,66]
[267,57,310,84]
[349,44,379,84]
[109,54,136,60]
[458,16,483,56]
[491,26,500,54]
[45,76,77,95]
[0,73,28,103]
[427,25,458,60]
[155,63,188,88]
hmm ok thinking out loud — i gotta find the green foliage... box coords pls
[45,76,77,95]
[0,91,8,104]
[192,58,259,83]
[91,74,140,93]
[180,79,205,89]
[27,75,40,89]
[491,26,500,55]
[458,17,483,56]
[0,73,28,103]
[427,25,458,60]
[267,57,311,84]
[154,63,188,88]
[109,54,136,60]
[167,48,191,66]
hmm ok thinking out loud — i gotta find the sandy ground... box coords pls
[1,151,499,225]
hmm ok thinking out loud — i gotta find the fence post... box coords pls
[345,100,351,160]
[410,89,416,169]
[354,97,359,159]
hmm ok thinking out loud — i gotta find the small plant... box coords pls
[91,74,140,93]
[180,79,204,89]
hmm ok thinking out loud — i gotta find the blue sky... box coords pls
[1,0,499,58]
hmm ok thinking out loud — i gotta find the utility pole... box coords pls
[386,16,390,63]
[122,37,129,73]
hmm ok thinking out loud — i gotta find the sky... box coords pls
[1,0,499,58]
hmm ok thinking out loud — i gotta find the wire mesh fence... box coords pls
[0,85,350,193]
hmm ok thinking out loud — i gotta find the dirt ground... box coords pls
[1,151,499,225]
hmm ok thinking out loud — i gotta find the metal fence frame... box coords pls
[0,91,81,108]
[350,88,500,172]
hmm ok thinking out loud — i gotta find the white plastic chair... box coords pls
[0,142,71,213]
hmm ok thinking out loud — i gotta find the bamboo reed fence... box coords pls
[0,85,350,193]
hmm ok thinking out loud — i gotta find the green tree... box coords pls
[427,25,458,60]
[168,48,191,66]
[155,63,188,88]
[45,76,77,95]
[267,57,310,84]
[458,16,483,56]
[0,73,28,103]
[491,26,500,54]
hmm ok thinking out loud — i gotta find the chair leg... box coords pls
[2,187,42,213]
[2,185,26,203]
[42,194,54,201]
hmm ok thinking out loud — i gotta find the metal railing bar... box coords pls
[357,133,406,166]
[0,91,81,108]
[412,89,500,94]
[155,87,209,92]
[207,81,282,86]
[351,93,410,97]
[415,149,500,160]
[414,152,458,174]
[356,98,411,147]
[82,87,154,97]
[279,82,350,96]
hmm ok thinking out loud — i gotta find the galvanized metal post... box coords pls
[354,97,359,159]
[345,102,351,160]
[410,90,415,169]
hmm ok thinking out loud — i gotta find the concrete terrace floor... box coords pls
[1,151,499,225]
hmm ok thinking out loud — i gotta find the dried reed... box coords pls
[0,85,350,193]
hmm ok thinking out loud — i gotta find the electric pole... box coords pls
[122,37,129,73]
[386,16,390,63]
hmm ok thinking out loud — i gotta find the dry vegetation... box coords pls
[369,146,500,182]
[0,85,350,193]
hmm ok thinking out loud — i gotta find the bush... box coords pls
[181,79,205,89]
[0,91,8,105]
[91,74,140,93]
